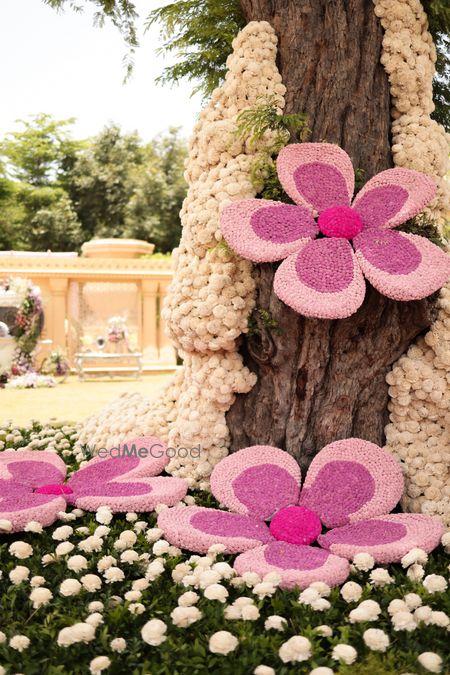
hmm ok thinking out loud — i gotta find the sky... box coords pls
[0,0,203,143]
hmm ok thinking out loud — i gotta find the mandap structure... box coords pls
[78,2,450,524]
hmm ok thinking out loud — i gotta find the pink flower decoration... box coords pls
[0,437,187,532]
[158,439,444,589]
[220,143,450,319]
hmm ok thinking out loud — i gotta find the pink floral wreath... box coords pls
[158,439,443,589]
[0,437,187,532]
[220,143,450,319]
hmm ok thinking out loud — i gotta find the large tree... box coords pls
[47,0,449,466]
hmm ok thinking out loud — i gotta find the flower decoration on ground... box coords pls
[220,143,450,319]
[158,439,443,588]
[0,437,187,532]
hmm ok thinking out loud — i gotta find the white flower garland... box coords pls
[373,0,450,227]
[77,22,286,487]
[374,0,450,526]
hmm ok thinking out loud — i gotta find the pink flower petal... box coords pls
[72,476,187,512]
[319,514,444,563]
[352,168,436,229]
[234,542,350,589]
[220,199,318,262]
[210,445,301,519]
[0,450,67,485]
[67,436,187,511]
[354,230,450,301]
[0,480,66,532]
[0,451,68,532]
[158,506,273,554]
[299,439,404,528]
[277,143,355,213]
[274,239,366,319]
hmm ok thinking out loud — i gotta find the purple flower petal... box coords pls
[234,541,350,589]
[274,239,366,319]
[210,445,301,520]
[277,143,355,212]
[319,514,444,563]
[354,230,450,301]
[299,439,404,528]
[220,199,317,263]
[352,167,436,229]
[158,506,273,554]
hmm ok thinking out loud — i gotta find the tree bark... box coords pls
[227,0,435,469]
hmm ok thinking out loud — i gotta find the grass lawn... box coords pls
[0,373,174,426]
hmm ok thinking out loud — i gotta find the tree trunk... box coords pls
[227,0,435,470]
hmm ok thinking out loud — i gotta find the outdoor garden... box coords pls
[1,1,450,674]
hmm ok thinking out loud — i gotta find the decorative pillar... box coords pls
[48,277,68,350]
[141,279,159,362]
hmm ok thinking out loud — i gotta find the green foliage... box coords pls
[0,116,187,253]
[235,96,309,199]
[0,167,25,250]
[0,422,450,674]
[248,306,281,336]
[422,0,450,129]
[43,0,139,78]
[399,214,447,249]
[44,0,449,126]
[0,113,81,186]
[236,96,310,150]
[66,124,144,239]
[146,0,245,99]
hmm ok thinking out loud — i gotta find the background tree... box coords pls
[66,123,143,239]
[124,127,188,251]
[0,113,80,186]
[0,115,187,253]
[0,114,84,251]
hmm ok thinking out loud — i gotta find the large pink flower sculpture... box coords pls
[0,437,187,532]
[158,439,443,589]
[220,143,450,319]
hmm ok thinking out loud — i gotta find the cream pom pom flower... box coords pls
[422,574,447,594]
[110,637,127,653]
[9,635,30,652]
[80,574,102,592]
[340,581,363,603]
[363,628,390,652]
[141,619,167,646]
[203,583,228,603]
[89,656,111,675]
[348,600,381,623]
[391,611,417,632]
[208,630,239,655]
[67,554,88,572]
[59,579,82,597]
[278,636,312,663]
[30,587,53,608]
[9,541,33,559]
[170,606,202,627]
[264,615,287,632]
[9,565,30,585]
[331,644,358,665]
[417,652,443,673]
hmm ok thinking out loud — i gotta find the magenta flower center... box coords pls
[35,484,73,496]
[269,505,322,545]
[318,205,363,239]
